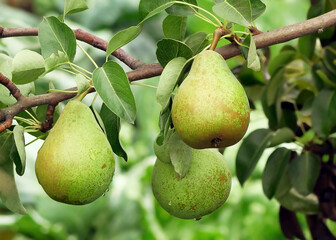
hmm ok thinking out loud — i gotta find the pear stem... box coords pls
[76,86,94,101]
[209,28,226,50]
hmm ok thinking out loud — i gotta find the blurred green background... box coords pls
[0,0,311,239]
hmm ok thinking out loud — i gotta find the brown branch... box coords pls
[0,9,336,133]
[216,9,336,58]
[40,104,56,133]
[0,72,23,100]
[0,27,143,70]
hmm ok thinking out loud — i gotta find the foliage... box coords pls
[0,0,335,239]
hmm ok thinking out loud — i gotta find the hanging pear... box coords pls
[172,50,250,149]
[152,148,231,219]
[35,100,115,205]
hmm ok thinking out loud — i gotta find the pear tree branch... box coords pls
[0,9,336,133]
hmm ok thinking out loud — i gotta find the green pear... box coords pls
[152,148,231,219]
[35,100,115,205]
[172,50,250,149]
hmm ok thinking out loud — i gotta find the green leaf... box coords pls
[38,16,76,61]
[106,25,142,60]
[262,148,291,199]
[0,132,26,214]
[266,68,286,106]
[269,128,295,147]
[298,34,316,60]
[64,0,88,17]
[139,0,172,19]
[93,61,136,123]
[289,152,321,196]
[166,0,198,16]
[106,1,174,59]
[162,15,187,41]
[184,32,210,55]
[168,131,192,178]
[156,38,193,67]
[100,103,127,162]
[276,188,319,215]
[89,105,106,133]
[11,50,45,85]
[312,89,336,138]
[315,69,336,88]
[0,82,34,107]
[44,51,68,73]
[156,57,187,109]
[213,0,251,26]
[75,74,90,97]
[247,35,260,71]
[154,129,173,164]
[236,128,273,185]
[0,53,13,79]
[10,125,26,176]
[251,0,266,21]
[268,50,296,76]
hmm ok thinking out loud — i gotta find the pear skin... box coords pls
[35,100,115,205]
[172,50,250,149]
[152,149,231,219]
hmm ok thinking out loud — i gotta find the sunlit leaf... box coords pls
[213,0,251,26]
[162,15,187,41]
[168,131,192,178]
[75,74,90,97]
[247,36,260,71]
[38,16,76,61]
[11,50,45,85]
[64,0,88,17]
[44,51,69,73]
[10,125,26,176]
[92,61,136,123]
[156,57,186,109]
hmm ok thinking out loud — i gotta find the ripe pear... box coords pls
[35,100,115,205]
[172,50,250,149]
[152,148,231,219]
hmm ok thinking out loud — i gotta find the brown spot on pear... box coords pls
[35,100,115,205]
[151,148,231,219]
[172,50,250,149]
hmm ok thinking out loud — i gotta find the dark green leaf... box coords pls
[11,50,45,85]
[139,0,172,19]
[168,131,192,178]
[298,34,316,60]
[262,148,291,199]
[184,32,209,55]
[266,68,286,106]
[289,152,321,196]
[213,0,251,26]
[236,128,273,185]
[89,105,106,133]
[64,0,88,17]
[156,38,193,67]
[162,15,187,41]
[251,0,266,20]
[38,16,76,61]
[11,125,26,176]
[100,103,127,162]
[268,50,296,76]
[156,57,187,109]
[268,128,295,147]
[311,89,336,138]
[92,61,136,123]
